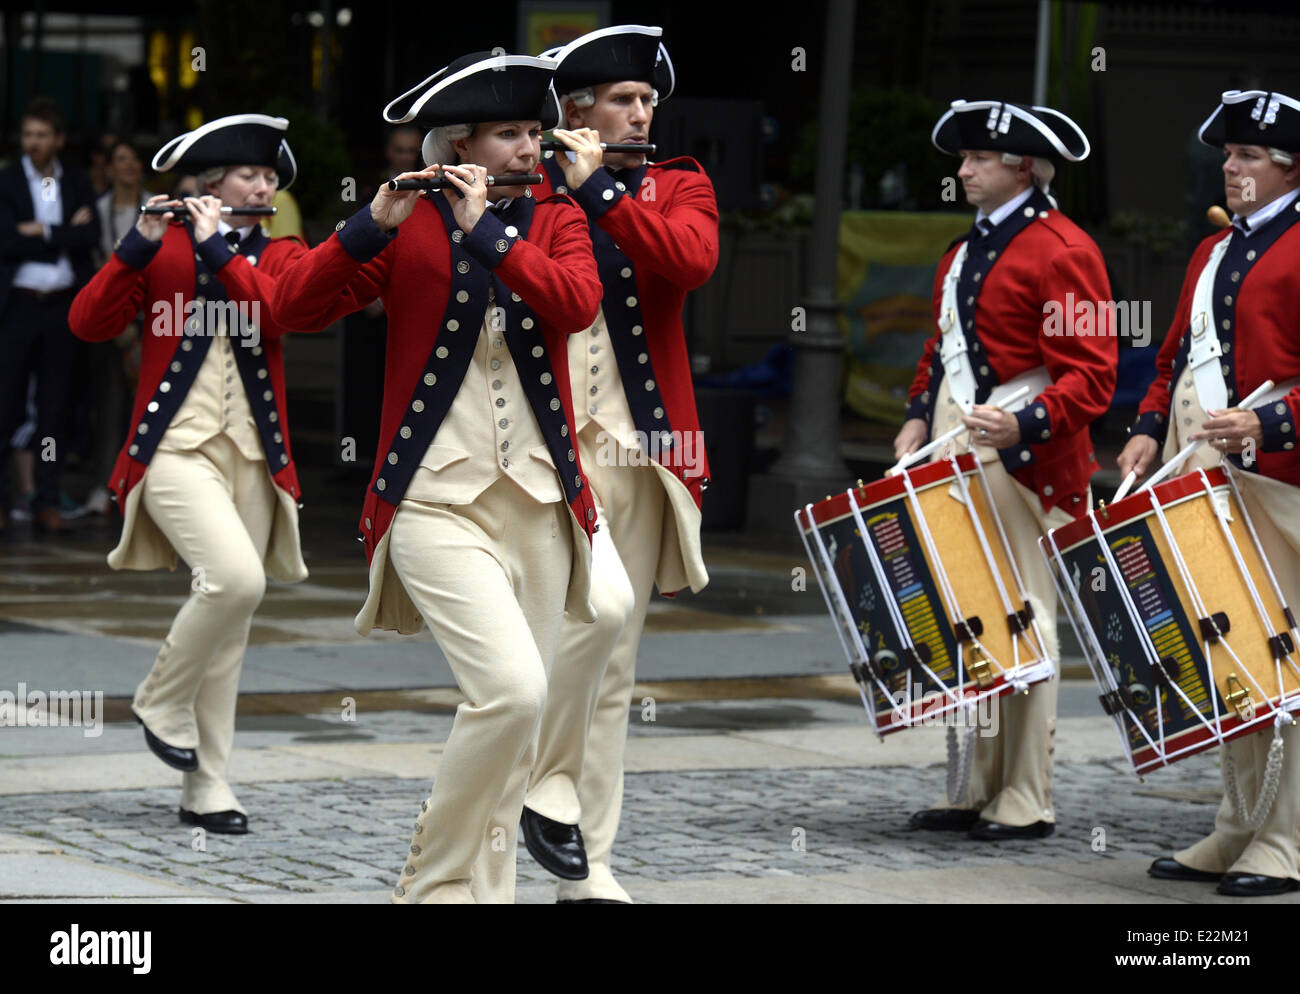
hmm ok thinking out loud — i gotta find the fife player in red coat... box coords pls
[513,25,718,903]
[68,115,309,835]
[1121,89,1300,898]
[895,100,1115,841]
[269,52,603,904]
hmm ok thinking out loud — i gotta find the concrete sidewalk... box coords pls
[0,503,1273,904]
[1,681,1293,904]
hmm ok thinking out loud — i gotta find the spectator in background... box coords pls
[82,140,154,516]
[170,174,199,200]
[96,141,153,263]
[88,131,121,196]
[5,379,39,522]
[358,124,423,203]
[0,97,100,532]
[384,124,421,182]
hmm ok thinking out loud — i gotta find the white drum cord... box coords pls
[945,702,979,805]
[1224,711,1291,830]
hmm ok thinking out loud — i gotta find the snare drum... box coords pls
[1041,465,1300,774]
[796,452,1052,737]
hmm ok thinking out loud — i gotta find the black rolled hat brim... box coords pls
[546,25,674,100]
[384,55,560,129]
[152,114,295,190]
[552,54,674,102]
[274,143,297,191]
[1198,91,1300,154]
[931,101,1089,163]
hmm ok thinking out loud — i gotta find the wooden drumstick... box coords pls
[1132,379,1275,496]
[1111,470,1139,503]
[1207,204,1231,229]
[888,385,1030,475]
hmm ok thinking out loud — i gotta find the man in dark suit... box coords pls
[0,97,100,531]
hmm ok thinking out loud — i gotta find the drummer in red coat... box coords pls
[514,24,717,904]
[1120,89,1300,898]
[895,100,1115,840]
[68,115,309,835]
[268,52,602,904]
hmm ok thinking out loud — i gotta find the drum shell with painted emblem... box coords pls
[797,452,1052,737]
[1042,466,1300,774]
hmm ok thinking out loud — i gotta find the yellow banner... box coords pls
[838,211,970,425]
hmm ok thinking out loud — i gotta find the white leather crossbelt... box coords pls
[1188,236,1231,413]
[937,242,977,412]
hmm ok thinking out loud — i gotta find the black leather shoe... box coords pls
[179,808,248,834]
[1148,857,1221,882]
[520,806,588,880]
[968,819,1055,840]
[137,717,198,772]
[1216,872,1300,897]
[557,898,630,904]
[908,808,980,831]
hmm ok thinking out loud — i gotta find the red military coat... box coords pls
[535,153,718,508]
[907,188,1115,516]
[536,152,719,594]
[268,192,603,632]
[68,222,309,581]
[1133,202,1300,486]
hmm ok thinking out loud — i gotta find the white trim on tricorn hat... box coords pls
[931,99,1090,163]
[1198,89,1300,154]
[545,24,675,102]
[383,54,560,128]
[151,113,295,190]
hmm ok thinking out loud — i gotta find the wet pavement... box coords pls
[2,456,1279,904]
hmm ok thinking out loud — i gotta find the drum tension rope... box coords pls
[1151,655,1183,688]
[952,617,983,642]
[1007,602,1034,634]
[1099,685,1137,716]
[1196,611,1231,643]
[902,644,931,673]
[1269,631,1295,660]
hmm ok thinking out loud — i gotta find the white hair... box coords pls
[422,123,474,167]
[557,87,596,128]
[1268,146,1295,167]
[1030,157,1056,192]
[1000,152,1058,205]
[197,165,227,191]
[558,83,659,127]
[563,87,596,110]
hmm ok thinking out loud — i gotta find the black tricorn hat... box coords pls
[931,99,1090,164]
[1199,90,1300,154]
[541,24,674,101]
[383,52,560,129]
[152,114,296,189]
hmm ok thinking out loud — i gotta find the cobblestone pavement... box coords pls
[0,750,1233,900]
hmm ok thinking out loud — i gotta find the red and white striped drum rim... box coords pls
[795,452,981,533]
[1047,464,1232,552]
